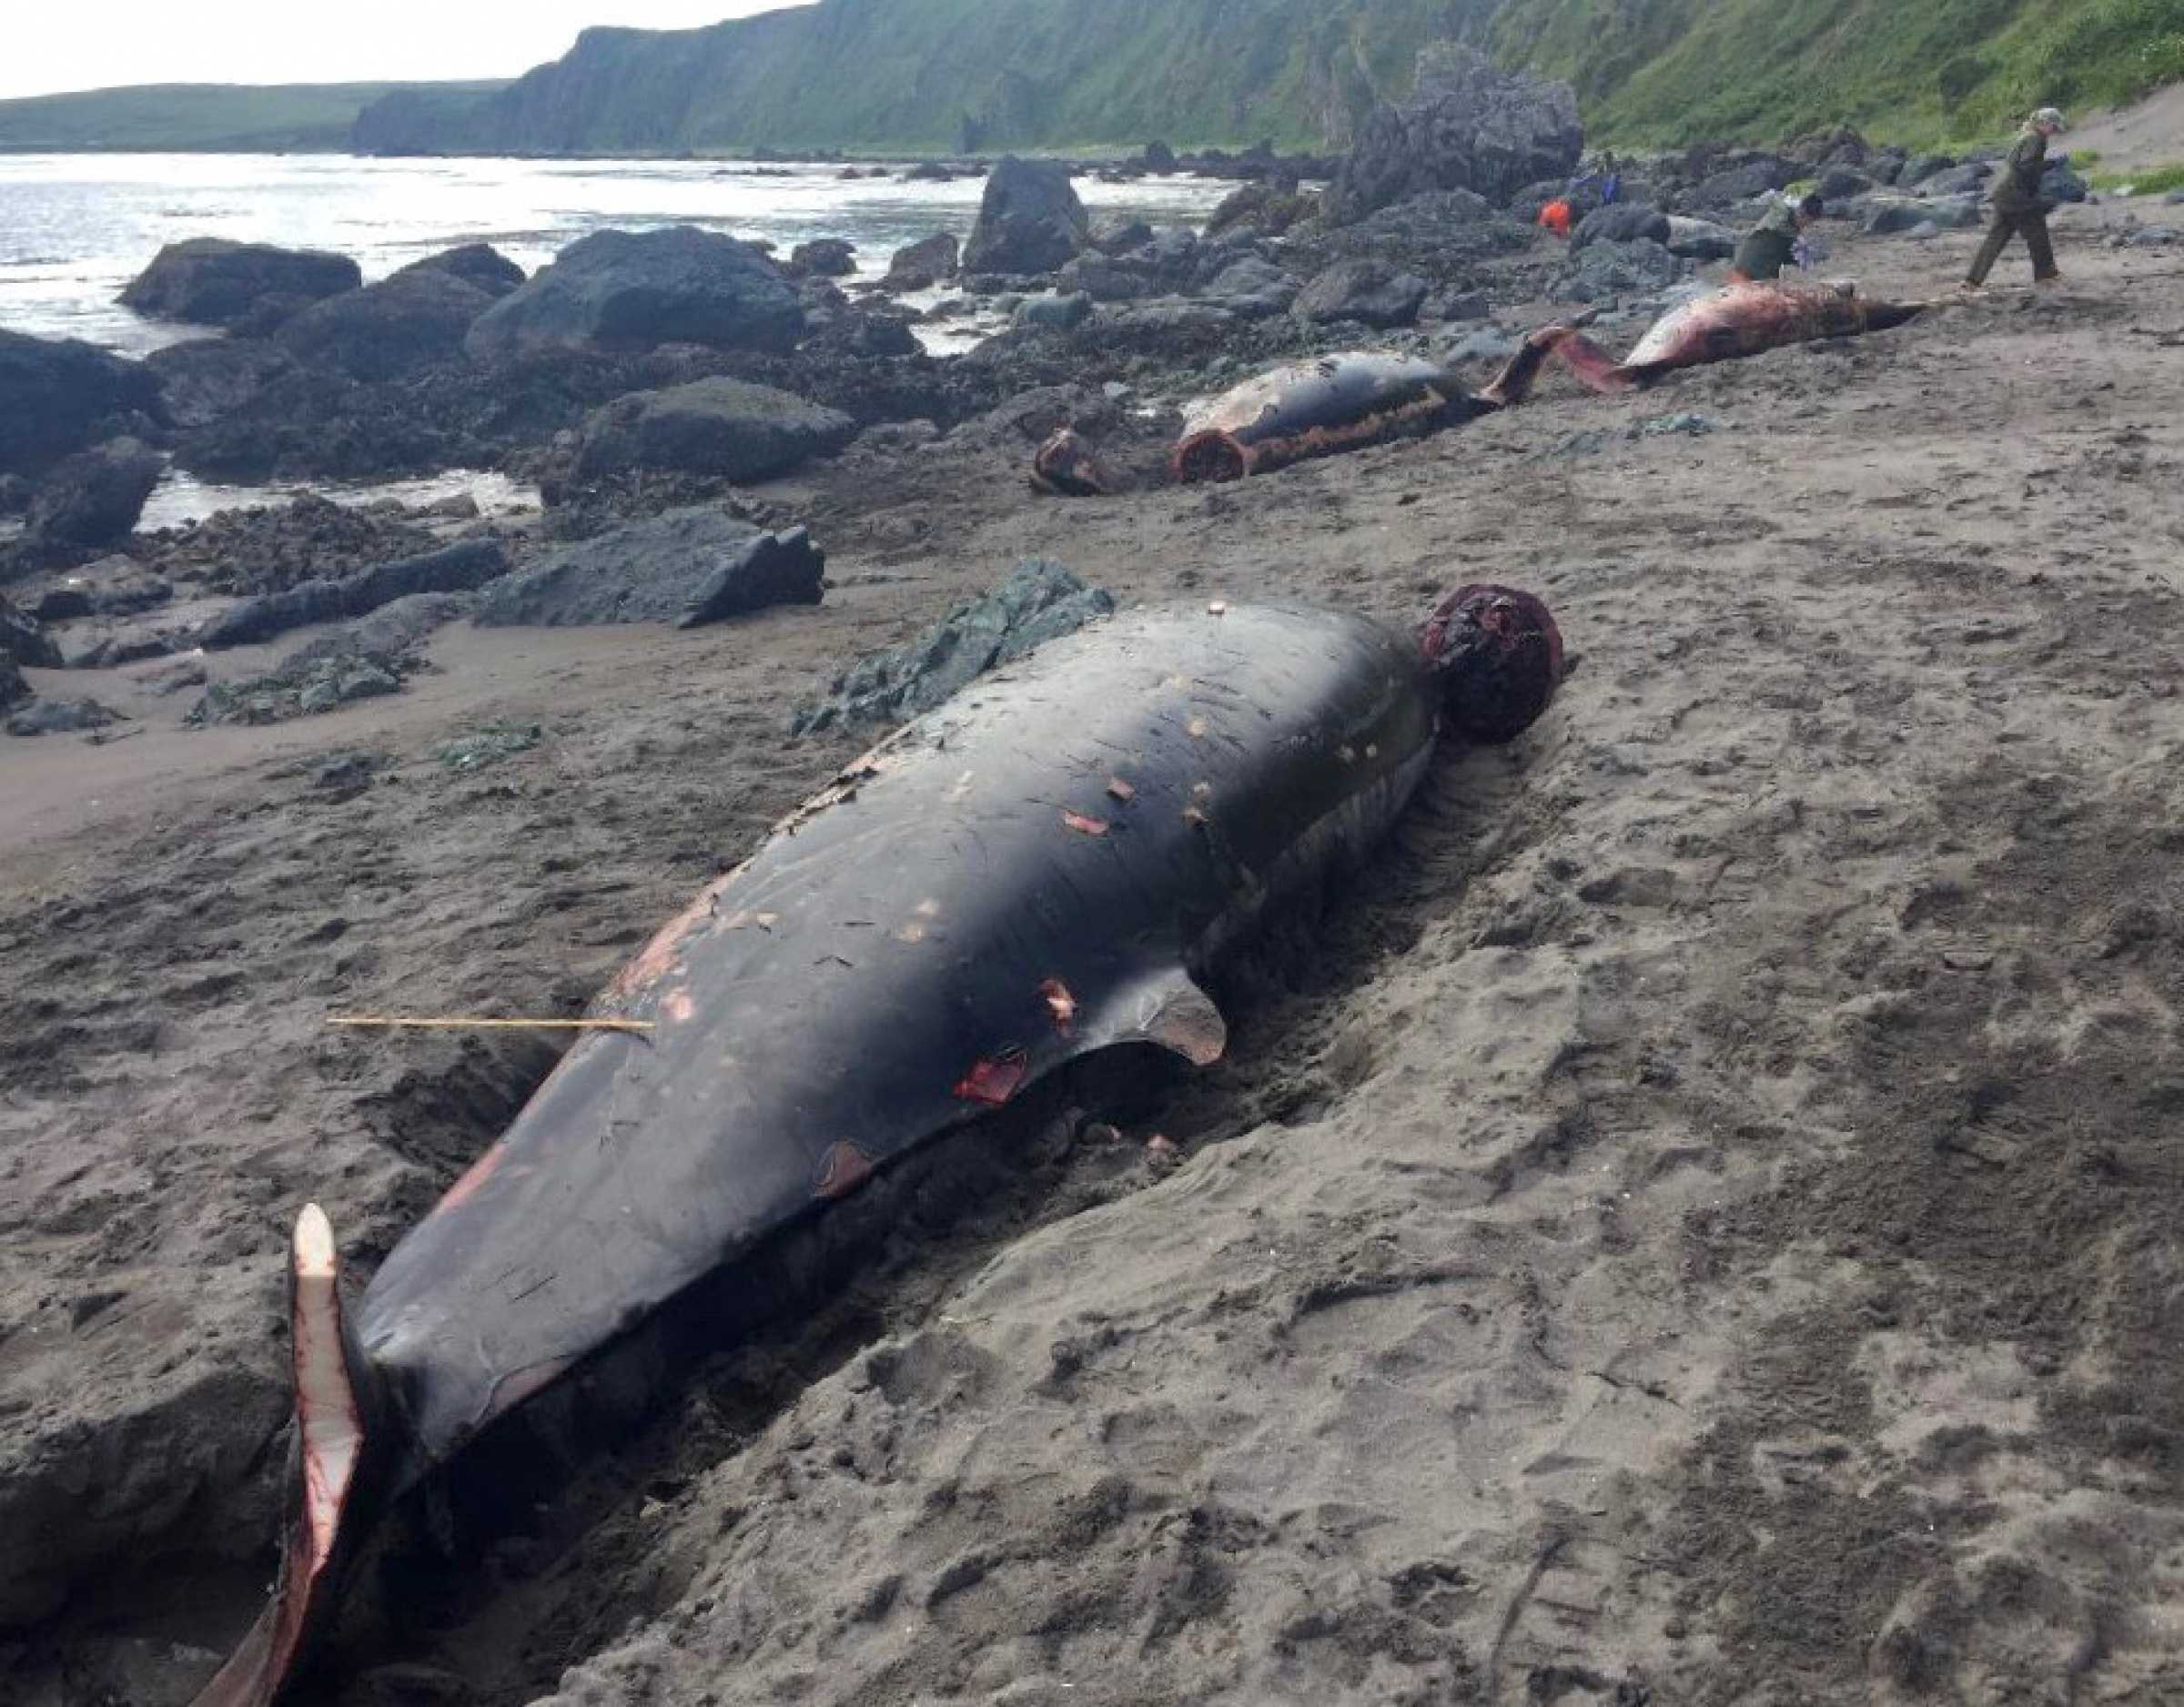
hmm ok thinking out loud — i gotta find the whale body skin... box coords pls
[193,591,1564,1707]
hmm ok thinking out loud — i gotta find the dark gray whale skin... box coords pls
[359,601,1441,1462]
[194,591,1562,1707]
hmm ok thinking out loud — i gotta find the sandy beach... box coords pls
[5,205,2184,1706]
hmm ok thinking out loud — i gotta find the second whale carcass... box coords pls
[1481,279,1931,401]
[1168,351,1501,484]
[192,583,1564,1707]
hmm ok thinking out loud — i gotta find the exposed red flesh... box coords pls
[191,1205,364,1707]
[954,1048,1030,1106]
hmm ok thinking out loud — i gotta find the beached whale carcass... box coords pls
[1169,351,1501,483]
[1481,279,1929,401]
[193,586,1563,1707]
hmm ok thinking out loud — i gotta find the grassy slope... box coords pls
[5,0,2181,156]
[0,80,510,153]
[1507,0,2184,146]
[386,0,2184,155]
[456,0,1478,155]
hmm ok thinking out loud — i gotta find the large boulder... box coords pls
[1688,158,1796,209]
[803,305,922,359]
[1663,216,1737,260]
[464,227,804,361]
[198,539,510,650]
[1815,166,1876,202]
[1,595,61,669]
[1197,257,1300,319]
[961,158,1091,276]
[677,528,824,629]
[885,232,960,290]
[1866,195,1983,234]
[1295,189,1532,284]
[1550,238,1684,304]
[1013,292,1094,332]
[0,654,26,712]
[573,377,856,483]
[1292,258,1429,328]
[1572,204,1673,250]
[392,243,527,297]
[1205,182,1316,240]
[275,270,496,381]
[788,238,857,278]
[142,338,294,429]
[790,559,1112,734]
[1325,44,1582,226]
[2042,162,2089,204]
[1091,218,1156,257]
[118,238,360,329]
[1921,161,1993,197]
[1055,253,1154,302]
[0,330,164,477]
[25,439,164,549]
[473,509,819,628]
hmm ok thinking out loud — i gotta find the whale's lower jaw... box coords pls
[191,1204,380,1707]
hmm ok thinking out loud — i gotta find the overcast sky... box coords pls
[2,2,806,100]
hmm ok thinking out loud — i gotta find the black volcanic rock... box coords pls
[572,377,857,483]
[1327,45,1582,226]
[962,158,1090,276]
[393,243,527,297]
[1,595,61,670]
[1292,258,1428,328]
[0,331,164,477]
[119,238,362,328]
[1572,204,1673,250]
[789,238,857,278]
[465,227,804,360]
[25,439,164,549]
[276,270,498,381]
[885,232,960,289]
[473,508,816,628]
[143,338,297,429]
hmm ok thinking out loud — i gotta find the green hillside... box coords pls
[350,0,2184,156]
[1499,0,2184,145]
[352,1,1478,157]
[5,0,2179,158]
[0,80,509,154]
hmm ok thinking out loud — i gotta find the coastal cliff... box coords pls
[346,0,2184,156]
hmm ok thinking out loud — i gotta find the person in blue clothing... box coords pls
[1568,154,1623,211]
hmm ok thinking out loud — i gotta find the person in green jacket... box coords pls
[1964,107,2067,289]
[1730,193,1825,282]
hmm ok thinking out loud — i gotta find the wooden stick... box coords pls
[327,1015,655,1034]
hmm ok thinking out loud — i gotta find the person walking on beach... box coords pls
[1963,107,2068,291]
[1729,193,1825,283]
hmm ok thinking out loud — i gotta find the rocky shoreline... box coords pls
[0,45,2139,748]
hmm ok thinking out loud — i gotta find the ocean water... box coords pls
[0,154,1229,525]
[0,153,1232,356]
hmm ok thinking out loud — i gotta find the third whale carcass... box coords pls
[1481,279,1932,402]
[1168,351,1501,484]
[192,582,1563,1707]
